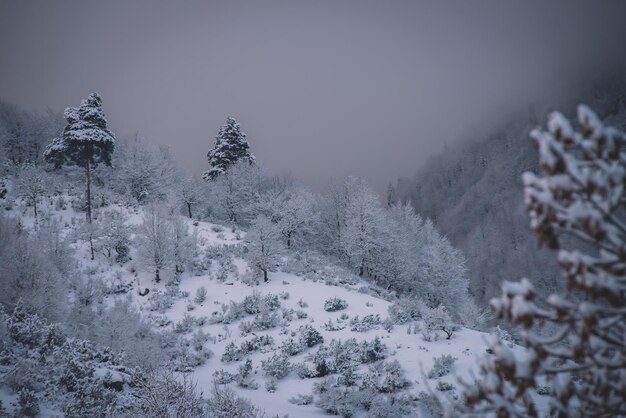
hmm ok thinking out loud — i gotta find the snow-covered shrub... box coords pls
[261,353,291,380]
[194,286,207,304]
[323,319,346,331]
[17,388,39,417]
[265,376,277,392]
[381,317,394,332]
[492,325,516,347]
[288,394,313,405]
[297,298,308,308]
[359,337,387,364]
[5,303,48,348]
[337,363,360,387]
[299,324,324,348]
[221,336,275,362]
[295,310,308,319]
[366,395,415,418]
[387,297,423,324]
[239,311,283,336]
[421,304,458,340]
[416,392,443,418]
[97,210,131,264]
[279,291,290,300]
[313,378,359,417]
[174,344,213,370]
[324,297,348,312]
[349,314,381,332]
[360,360,410,393]
[174,314,196,334]
[146,290,175,313]
[213,256,237,282]
[427,354,457,379]
[280,338,304,356]
[293,362,314,379]
[131,368,206,418]
[221,342,242,363]
[213,369,236,385]
[306,337,388,379]
[436,381,455,392]
[236,359,258,389]
[237,291,281,316]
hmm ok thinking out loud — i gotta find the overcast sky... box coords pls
[1,1,625,190]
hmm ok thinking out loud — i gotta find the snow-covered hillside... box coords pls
[1,198,525,417]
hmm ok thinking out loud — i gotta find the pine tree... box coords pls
[44,93,115,224]
[202,116,255,180]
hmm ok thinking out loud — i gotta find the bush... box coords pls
[299,324,324,348]
[422,304,458,340]
[236,359,258,389]
[324,297,348,312]
[349,314,381,332]
[323,318,346,331]
[239,311,283,336]
[261,353,291,380]
[313,378,358,417]
[280,338,304,356]
[360,337,387,363]
[17,388,40,417]
[213,369,236,384]
[436,380,455,392]
[174,314,196,334]
[387,297,423,324]
[360,360,410,393]
[207,384,262,418]
[146,290,175,313]
[221,336,275,362]
[427,354,457,379]
[288,394,313,405]
[194,286,207,304]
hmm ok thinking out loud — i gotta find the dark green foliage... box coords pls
[203,116,255,180]
[44,93,115,170]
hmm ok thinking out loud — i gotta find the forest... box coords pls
[0,84,624,417]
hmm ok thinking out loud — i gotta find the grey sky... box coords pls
[1,1,625,191]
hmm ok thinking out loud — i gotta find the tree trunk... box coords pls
[263,269,268,283]
[33,199,37,219]
[85,160,92,224]
[89,233,95,261]
[155,268,160,283]
[187,203,192,219]
[287,236,291,248]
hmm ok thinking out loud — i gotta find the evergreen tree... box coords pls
[202,116,255,180]
[44,93,115,224]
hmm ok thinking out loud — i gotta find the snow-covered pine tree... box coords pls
[43,93,115,224]
[202,116,255,180]
[464,106,626,417]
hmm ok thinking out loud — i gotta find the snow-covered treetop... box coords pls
[202,116,255,181]
[44,92,115,168]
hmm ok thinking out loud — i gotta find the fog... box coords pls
[1,0,625,190]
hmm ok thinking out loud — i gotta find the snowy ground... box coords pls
[5,200,533,417]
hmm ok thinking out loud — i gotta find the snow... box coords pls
[4,199,540,417]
